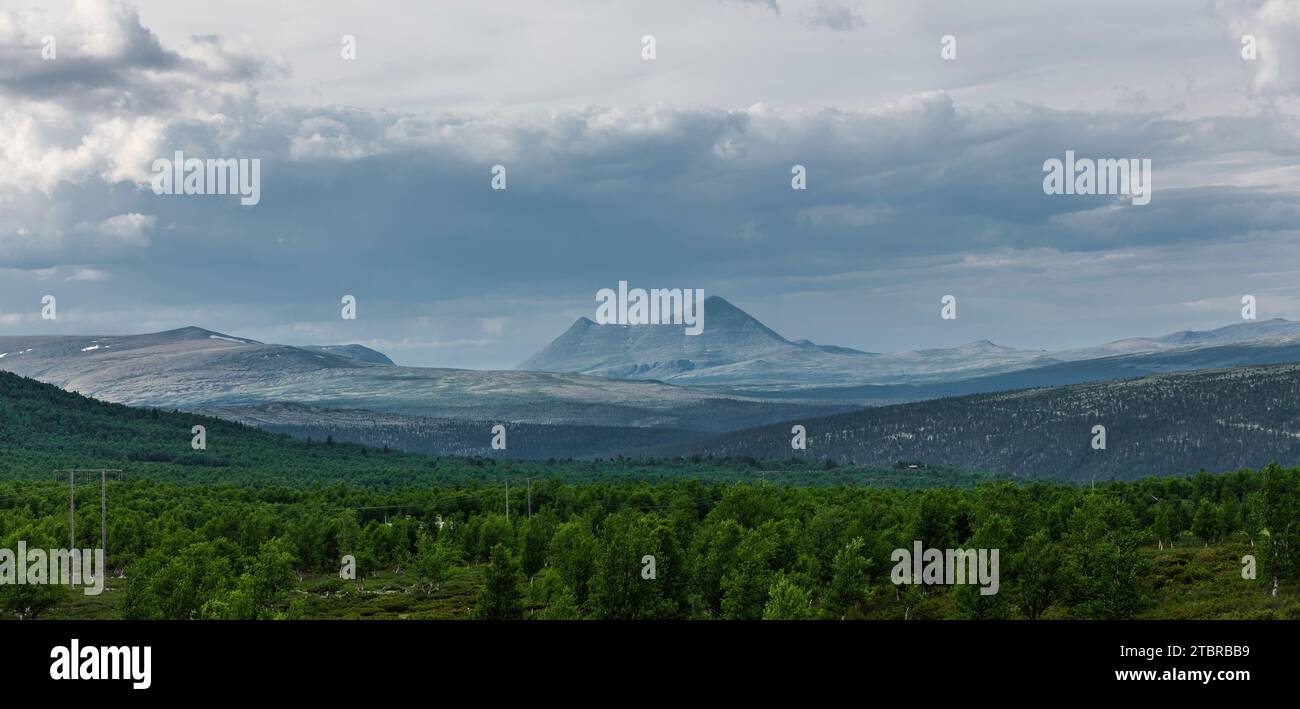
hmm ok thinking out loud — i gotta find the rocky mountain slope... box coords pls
[0,326,847,432]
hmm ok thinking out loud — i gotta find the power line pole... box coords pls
[56,469,120,574]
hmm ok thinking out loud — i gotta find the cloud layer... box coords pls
[1,0,1299,368]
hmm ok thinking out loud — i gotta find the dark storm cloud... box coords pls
[4,0,1300,367]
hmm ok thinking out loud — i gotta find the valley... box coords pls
[7,300,1300,474]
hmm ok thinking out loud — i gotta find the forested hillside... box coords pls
[199,402,707,460]
[0,370,985,488]
[675,363,1300,480]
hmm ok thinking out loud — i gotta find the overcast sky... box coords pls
[2,0,1299,368]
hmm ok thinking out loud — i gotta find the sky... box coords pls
[2,0,1300,368]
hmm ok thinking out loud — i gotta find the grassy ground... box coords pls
[293,568,485,620]
[1138,542,1300,620]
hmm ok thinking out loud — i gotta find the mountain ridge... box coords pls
[667,361,1300,480]
[518,295,1300,389]
[0,325,851,432]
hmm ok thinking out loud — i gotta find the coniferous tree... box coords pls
[474,543,523,620]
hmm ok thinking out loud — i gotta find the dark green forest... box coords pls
[673,362,1300,481]
[2,371,1298,620]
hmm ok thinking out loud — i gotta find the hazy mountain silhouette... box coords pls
[519,296,1300,391]
[519,295,1056,386]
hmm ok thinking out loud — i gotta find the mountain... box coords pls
[1052,318,1300,361]
[10,313,1300,464]
[0,325,394,366]
[518,295,827,378]
[0,326,849,434]
[735,338,1300,405]
[520,297,1300,396]
[518,295,1057,387]
[668,362,1300,480]
[301,344,395,365]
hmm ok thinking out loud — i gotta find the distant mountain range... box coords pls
[0,326,847,434]
[5,300,1300,473]
[520,296,1300,399]
[519,295,1057,387]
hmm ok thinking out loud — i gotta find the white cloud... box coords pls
[289,116,384,161]
[1216,0,1300,98]
[68,267,110,281]
[0,212,153,267]
[84,212,155,244]
[3,0,1300,364]
[0,0,282,195]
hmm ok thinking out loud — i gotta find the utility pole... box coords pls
[527,478,532,518]
[56,469,120,575]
